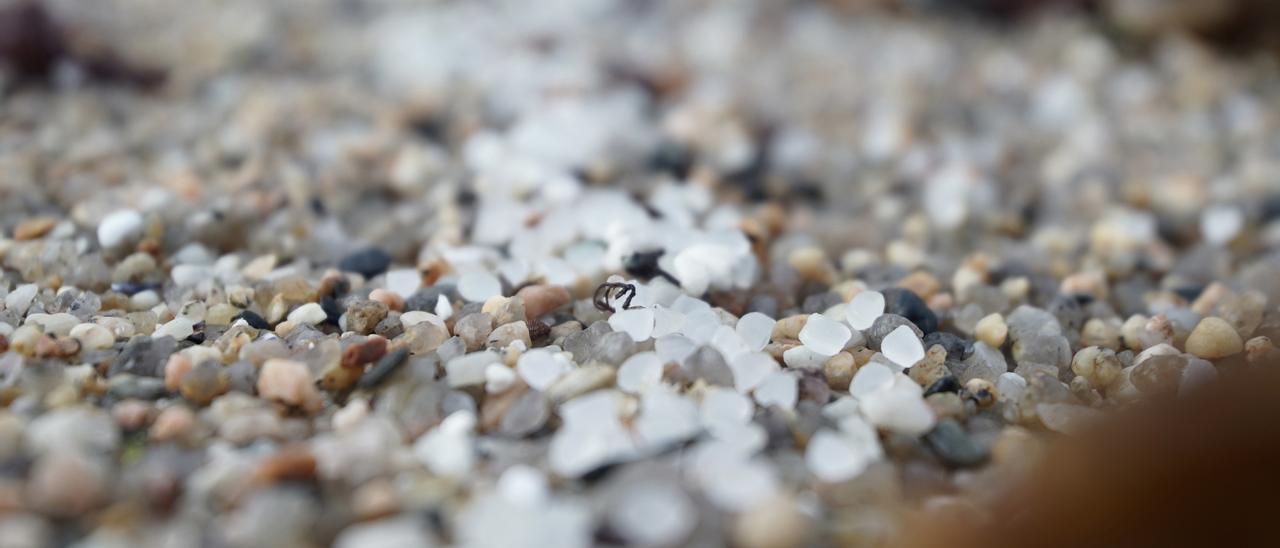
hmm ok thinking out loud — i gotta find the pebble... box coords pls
[923,419,988,468]
[287,303,329,326]
[882,287,938,334]
[458,271,502,302]
[13,216,57,240]
[974,313,1007,348]
[823,352,855,390]
[733,495,813,548]
[258,359,323,414]
[344,299,389,335]
[5,284,38,316]
[517,284,571,321]
[845,290,885,330]
[881,325,925,367]
[609,307,655,342]
[96,209,144,250]
[337,247,393,279]
[487,321,531,349]
[1184,316,1244,359]
[798,313,851,356]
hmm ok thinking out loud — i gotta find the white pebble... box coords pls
[753,371,798,410]
[70,323,115,350]
[849,362,895,398]
[701,388,753,433]
[609,483,696,547]
[171,264,213,287]
[845,290,885,330]
[497,464,549,506]
[517,349,572,391]
[651,306,685,338]
[806,421,880,483]
[617,352,664,394]
[445,352,500,387]
[413,410,476,477]
[710,325,749,361]
[485,364,517,393]
[154,317,195,340]
[458,271,502,302]
[435,294,454,320]
[798,313,851,356]
[287,302,328,326]
[97,209,144,249]
[24,313,79,336]
[609,307,655,342]
[400,310,445,328]
[881,325,925,367]
[736,312,776,351]
[1201,205,1243,246]
[385,268,422,297]
[731,352,780,393]
[4,283,38,316]
[782,345,829,369]
[859,374,935,435]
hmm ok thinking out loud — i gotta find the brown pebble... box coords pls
[341,336,389,369]
[150,406,196,442]
[899,270,942,300]
[516,284,572,321]
[13,216,57,240]
[164,354,193,392]
[250,446,317,485]
[320,364,363,393]
[112,400,152,431]
[179,362,230,406]
[824,352,855,391]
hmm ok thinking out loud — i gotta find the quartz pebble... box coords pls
[97,210,144,250]
[845,290,885,330]
[798,313,851,356]
[881,325,926,367]
[1184,317,1243,359]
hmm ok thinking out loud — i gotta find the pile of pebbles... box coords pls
[2,1,1280,546]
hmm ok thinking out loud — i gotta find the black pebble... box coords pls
[923,375,961,397]
[319,296,342,326]
[648,141,695,180]
[358,347,411,390]
[882,287,938,334]
[110,282,161,296]
[923,419,989,469]
[337,247,392,279]
[234,310,271,330]
[923,331,971,360]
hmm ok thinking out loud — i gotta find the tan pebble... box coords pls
[13,217,58,240]
[1189,282,1231,316]
[1184,317,1244,359]
[926,392,966,419]
[112,400,152,430]
[974,313,1008,348]
[1059,270,1108,300]
[164,354,193,392]
[772,315,808,340]
[8,326,45,355]
[849,346,875,367]
[964,378,998,408]
[898,270,941,300]
[733,495,812,548]
[788,247,832,284]
[1121,314,1148,351]
[204,303,240,326]
[1080,317,1121,350]
[1000,277,1030,302]
[909,359,949,387]
[1244,336,1276,366]
[368,288,404,312]
[351,478,400,520]
[258,359,323,414]
[70,323,115,350]
[1070,346,1123,390]
[823,352,855,391]
[516,284,572,321]
[926,291,953,311]
[150,406,196,442]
